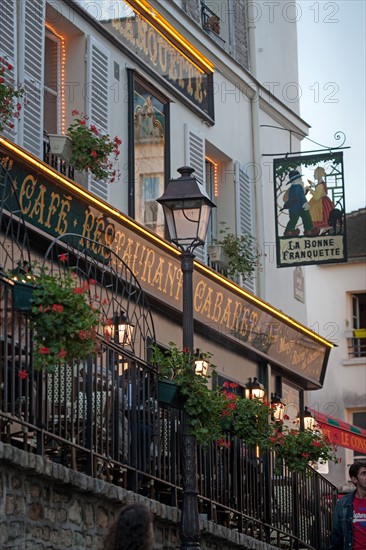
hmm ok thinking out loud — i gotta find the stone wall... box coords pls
[0,442,278,550]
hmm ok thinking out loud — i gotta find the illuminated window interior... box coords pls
[45,23,66,134]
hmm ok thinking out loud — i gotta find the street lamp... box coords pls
[194,349,209,377]
[270,392,285,422]
[296,405,316,431]
[303,406,316,431]
[245,377,266,401]
[157,166,215,550]
[109,310,134,347]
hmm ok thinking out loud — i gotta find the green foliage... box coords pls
[213,222,260,280]
[67,110,121,182]
[30,267,103,372]
[270,424,339,474]
[150,343,339,472]
[230,395,273,448]
[151,342,227,446]
[0,57,25,132]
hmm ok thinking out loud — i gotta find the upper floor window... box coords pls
[348,293,366,358]
[128,72,169,238]
[44,31,61,135]
[352,411,366,461]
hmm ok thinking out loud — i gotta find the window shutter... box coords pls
[86,37,110,202]
[235,162,256,294]
[21,0,45,157]
[184,124,206,262]
[0,1,18,140]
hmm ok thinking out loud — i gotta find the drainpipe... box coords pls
[247,2,265,300]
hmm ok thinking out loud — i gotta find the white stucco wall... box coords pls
[251,1,301,115]
[306,259,366,489]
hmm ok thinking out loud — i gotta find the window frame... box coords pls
[127,69,170,231]
[44,29,61,135]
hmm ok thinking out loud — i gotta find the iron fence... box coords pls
[0,276,337,549]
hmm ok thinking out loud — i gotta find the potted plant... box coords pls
[0,56,25,133]
[30,266,104,372]
[151,342,228,446]
[270,424,339,474]
[66,110,122,183]
[221,384,274,448]
[208,222,260,282]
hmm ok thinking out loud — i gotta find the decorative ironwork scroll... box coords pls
[274,152,347,268]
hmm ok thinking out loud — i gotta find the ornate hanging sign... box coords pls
[274,151,347,268]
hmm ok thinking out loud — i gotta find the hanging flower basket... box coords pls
[12,281,35,312]
[48,134,73,161]
[157,379,185,408]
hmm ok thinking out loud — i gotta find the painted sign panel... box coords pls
[274,152,347,268]
[103,14,213,117]
[0,145,331,388]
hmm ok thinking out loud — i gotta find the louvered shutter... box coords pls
[184,124,206,262]
[235,162,256,294]
[0,1,18,140]
[86,37,110,202]
[20,0,45,157]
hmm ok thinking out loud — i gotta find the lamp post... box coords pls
[158,166,215,550]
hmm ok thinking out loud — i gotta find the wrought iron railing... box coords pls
[347,331,366,358]
[200,2,226,46]
[0,276,337,549]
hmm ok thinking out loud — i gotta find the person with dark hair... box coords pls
[329,460,366,549]
[103,503,154,550]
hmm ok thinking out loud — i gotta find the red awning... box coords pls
[310,409,366,453]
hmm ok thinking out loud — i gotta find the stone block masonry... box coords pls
[0,442,278,549]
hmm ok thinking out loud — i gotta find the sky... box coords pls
[297,0,366,213]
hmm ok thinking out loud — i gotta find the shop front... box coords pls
[0,136,333,396]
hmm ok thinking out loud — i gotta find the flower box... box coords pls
[12,281,35,311]
[207,244,229,267]
[157,380,184,408]
[48,134,73,161]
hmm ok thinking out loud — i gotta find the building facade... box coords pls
[307,209,366,491]
[0,1,342,547]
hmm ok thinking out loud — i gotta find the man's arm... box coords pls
[328,503,343,550]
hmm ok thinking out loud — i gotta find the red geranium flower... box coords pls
[72,287,84,295]
[18,370,28,380]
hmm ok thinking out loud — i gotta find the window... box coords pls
[349,293,366,358]
[352,411,366,461]
[205,159,216,245]
[129,73,169,238]
[216,374,245,397]
[44,31,60,135]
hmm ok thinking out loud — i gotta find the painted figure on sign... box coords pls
[282,170,320,237]
[306,166,335,229]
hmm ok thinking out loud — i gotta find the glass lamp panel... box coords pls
[197,203,211,242]
[172,207,201,243]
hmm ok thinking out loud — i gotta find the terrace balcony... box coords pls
[0,271,337,550]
